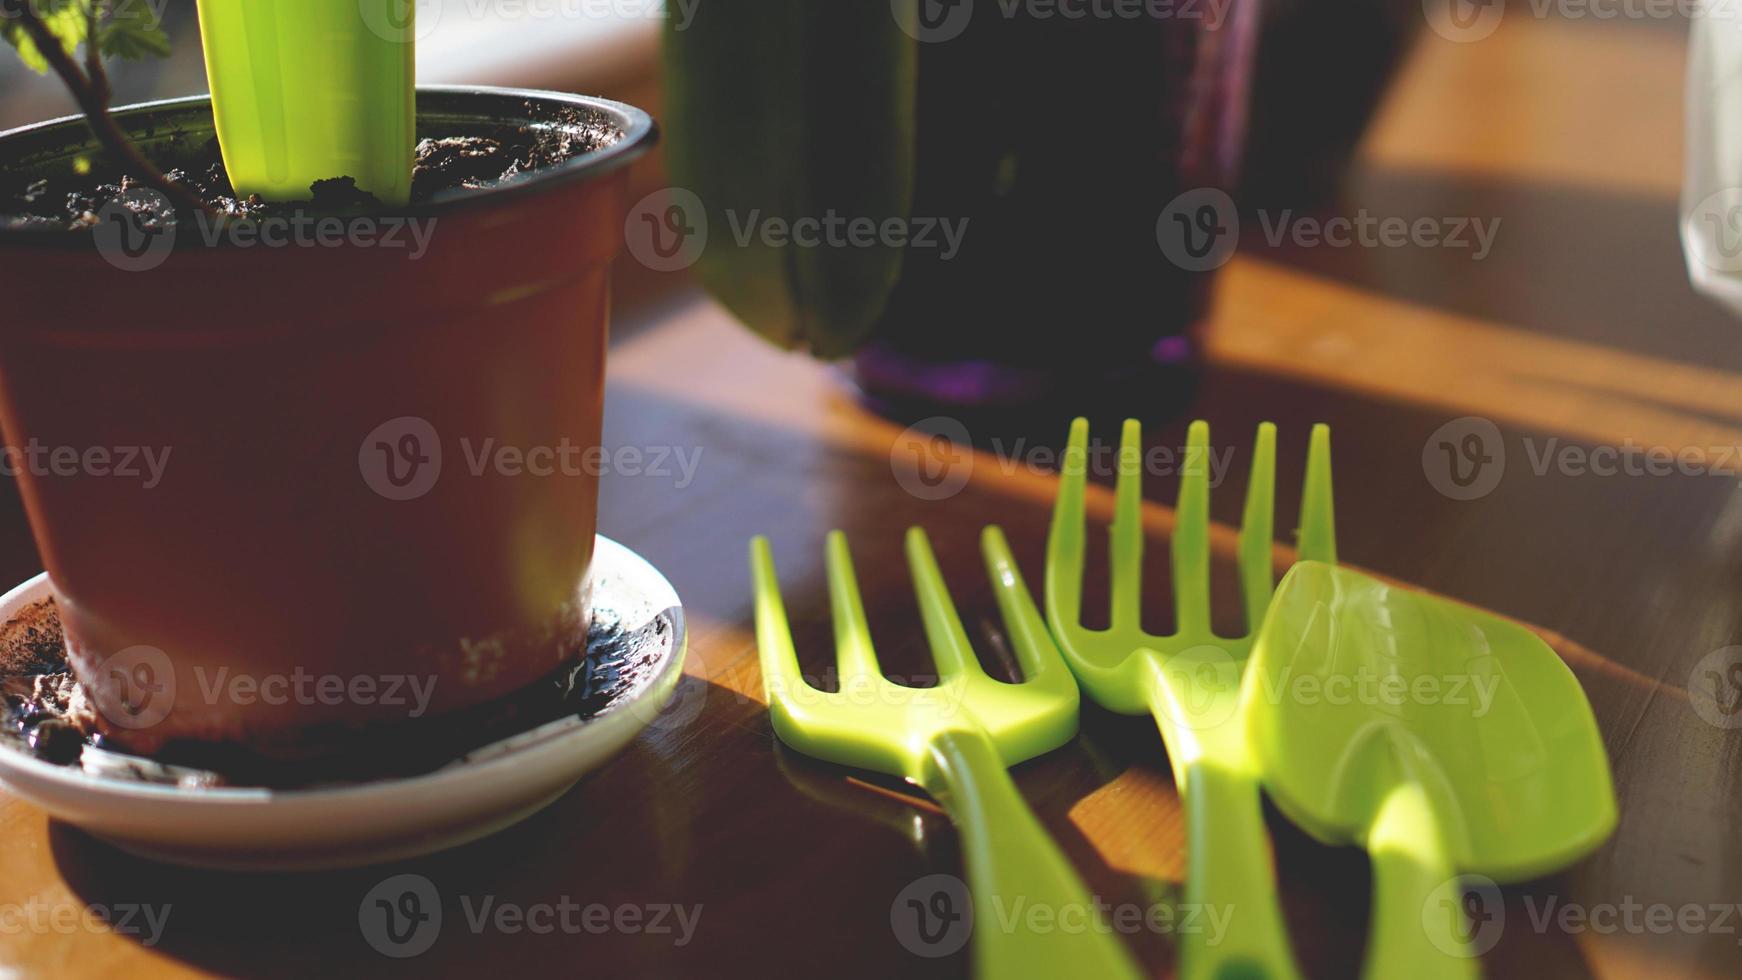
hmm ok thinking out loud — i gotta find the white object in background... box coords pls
[1683,2,1742,314]
[416,0,662,91]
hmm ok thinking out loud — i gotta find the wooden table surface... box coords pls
[1,11,1737,980]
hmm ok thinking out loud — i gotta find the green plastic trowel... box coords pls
[1246,561,1617,978]
[195,0,415,205]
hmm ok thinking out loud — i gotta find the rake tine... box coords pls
[906,527,986,682]
[1237,423,1278,636]
[1298,424,1338,565]
[981,526,1061,684]
[1172,420,1213,636]
[826,531,883,685]
[1109,419,1146,633]
[750,536,820,706]
[1046,418,1091,634]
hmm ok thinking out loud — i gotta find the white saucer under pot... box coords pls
[0,535,686,871]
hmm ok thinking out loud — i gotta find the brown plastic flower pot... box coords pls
[0,88,657,763]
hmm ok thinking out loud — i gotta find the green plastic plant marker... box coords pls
[1046,418,1336,980]
[751,528,1142,980]
[196,0,415,204]
[1246,561,1617,979]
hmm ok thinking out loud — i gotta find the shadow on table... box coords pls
[44,675,795,980]
[1244,167,1742,376]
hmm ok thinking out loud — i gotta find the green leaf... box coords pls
[1,0,89,74]
[99,0,169,61]
[2,0,170,73]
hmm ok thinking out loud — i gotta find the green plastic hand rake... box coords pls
[751,528,1142,979]
[1046,418,1335,980]
[196,0,415,204]
[1247,562,1616,980]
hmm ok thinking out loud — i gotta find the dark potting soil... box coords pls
[0,596,672,790]
[0,105,611,232]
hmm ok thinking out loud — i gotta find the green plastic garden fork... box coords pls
[197,0,415,204]
[1046,418,1336,980]
[751,528,1142,979]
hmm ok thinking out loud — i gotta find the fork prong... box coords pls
[750,536,820,706]
[1109,418,1146,632]
[905,526,986,682]
[1172,420,1213,636]
[1046,418,1091,633]
[981,526,1059,683]
[826,531,883,683]
[1237,423,1278,636]
[1298,423,1338,565]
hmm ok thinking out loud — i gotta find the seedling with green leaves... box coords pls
[3,0,416,212]
[0,0,201,212]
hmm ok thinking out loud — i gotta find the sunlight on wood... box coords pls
[1365,16,1685,196]
[1068,766,1187,883]
[685,615,764,705]
[1214,259,1742,468]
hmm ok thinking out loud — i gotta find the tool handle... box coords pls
[1176,758,1304,980]
[921,728,1142,980]
[1364,781,1482,980]
[1143,655,1304,980]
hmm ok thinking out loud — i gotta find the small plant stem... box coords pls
[10,0,214,217]
[83,0,108,105]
